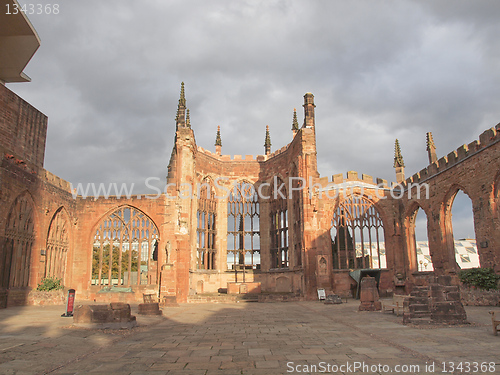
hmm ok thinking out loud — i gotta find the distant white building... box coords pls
[356,239,480,271]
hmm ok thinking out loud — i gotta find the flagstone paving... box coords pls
[0,300,498,374]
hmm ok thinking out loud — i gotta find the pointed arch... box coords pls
[196,177,217,270]
[269,176,289,268]
[405,203,432,272]
[227,180,260,270]
[45,207,70,282]
[494,170,500,217]
[290,163,303,267]
[91,205,159,286]
[1,191,35,289]
[331,194,385,270]
[443,185,479,269]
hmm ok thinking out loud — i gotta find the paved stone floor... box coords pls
[0,300,498,374]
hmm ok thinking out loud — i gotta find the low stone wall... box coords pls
[460,286,500,306]
[227,282,261,294]
[257,293,303,302]
[28,290,66,305]
[6,288,30,307]
[187,294,239,303]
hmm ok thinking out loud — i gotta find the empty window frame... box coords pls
[331,195,385,269]
[227,182,260,270]
[197,181,216,269]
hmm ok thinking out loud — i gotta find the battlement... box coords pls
[43,169,71,192]
[317,170,391,189]
[405,125,500,186]
[196,144,290,162]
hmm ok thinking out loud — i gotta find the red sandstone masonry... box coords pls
[1,84,499,307]
[0,84,47,168]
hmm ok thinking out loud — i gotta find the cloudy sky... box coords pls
[9,0,500,240]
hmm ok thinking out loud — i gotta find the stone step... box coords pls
[406,317,433,325]
[409,303,430,313]
[407,312,432,318]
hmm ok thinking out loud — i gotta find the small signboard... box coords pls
[62,289,76,317]
[317,288,326,301]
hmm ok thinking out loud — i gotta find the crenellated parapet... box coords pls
[315,170,391,189]
[404,125,500,186]
[43,169,71,192]
[196,144,290,162]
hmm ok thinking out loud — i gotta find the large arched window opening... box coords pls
[270,177,288,268]
[495,173,500,219]
[407,206,433,272]
[291,165,302,267]
[92,206,159,286]
[197,180,216,270]
[227,182,260,270]
[331,195,385,269]
[1,193,34,289]
[449,190,479,269]
[45,208,69,282]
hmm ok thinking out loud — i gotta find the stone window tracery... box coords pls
[270,177,288,268]
[92,206,159,286]
[331,195,385,269]
[291,166,302,267]
[227,182,260,270]
[197,181,216,269]
[2,193,35,288]
[45,208,69,282]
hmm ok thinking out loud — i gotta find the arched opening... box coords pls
[331,195,385,269]
[196,179,216,270]
[495,173,500,218]
[270,177,288,269]
[407,205,433,272]
[1,193,35,289]
[450,190,479,269]
[92,206,159,286]
[45,208,70,283]
[290,164,302,267]
[227,182,260,270]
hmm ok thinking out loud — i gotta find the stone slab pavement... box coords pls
[0,300,498,374]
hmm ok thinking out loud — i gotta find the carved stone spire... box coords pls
[215,126,222,155]
[394,139,405,183]
[264,125,271,155]
[426,132,437,164]
[175,82,187,129]
[292,108,299,137]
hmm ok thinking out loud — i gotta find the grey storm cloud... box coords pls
[8,0,500,239]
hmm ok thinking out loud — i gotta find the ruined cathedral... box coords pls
[1,14,499,308]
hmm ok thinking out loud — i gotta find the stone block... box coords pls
[138,303,162,315]
[437,276,452,286]
[358,276,381,311]
[73,303,136,328]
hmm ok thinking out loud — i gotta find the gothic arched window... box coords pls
[92,206,159,286]
[331,195,385,269]
[270,177,288,268]
[227,182,260,270]
[2,193,35,288]
[197,180,216,269]
[45,208,69,282]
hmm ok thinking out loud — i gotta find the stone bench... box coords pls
[489,311,499,336]
[383,294,408,316]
